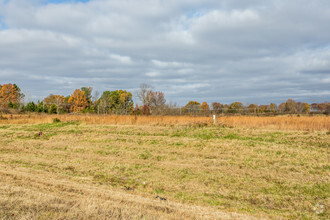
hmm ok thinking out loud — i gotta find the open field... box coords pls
[0,115,329,219]
[1,114,330,131]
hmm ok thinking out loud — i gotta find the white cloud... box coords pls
[110,54,133,65]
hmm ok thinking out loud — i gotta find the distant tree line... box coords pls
[180,99,329,116]
[1,83,329,116]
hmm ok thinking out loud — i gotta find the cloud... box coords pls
[0,0,329,105]
[151,60,189,68]
[110,54,133,65]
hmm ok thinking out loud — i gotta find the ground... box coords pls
[0,117,329,219]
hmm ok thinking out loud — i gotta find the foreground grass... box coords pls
[0,121,329,219]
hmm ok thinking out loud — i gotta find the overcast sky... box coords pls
[0,0,329,105]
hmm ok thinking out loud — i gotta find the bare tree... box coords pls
[147,91,166,114]
[92,90,100,103]
[137,83,153,105]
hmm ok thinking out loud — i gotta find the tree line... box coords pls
[1,83,329,115]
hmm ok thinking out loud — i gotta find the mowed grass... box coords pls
[0,120,329,219]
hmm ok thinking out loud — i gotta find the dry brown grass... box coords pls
[1,114,329,131]
[0,120,329,219]
[0,165,251,220]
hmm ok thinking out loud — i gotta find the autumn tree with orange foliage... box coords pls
[0,83,19,109]
[68,89,88,113]
[200,102,210,115]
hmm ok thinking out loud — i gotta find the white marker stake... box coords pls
[213,115,216,124]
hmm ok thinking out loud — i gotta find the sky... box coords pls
[0,0,329,105]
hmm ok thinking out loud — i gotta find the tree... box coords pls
[133,104,141,115]
[303,103,310,113]
[13,84,25,103]
[258,105,268,113]
[81,87,93,107]
[278,102,286,113]
[200,102,210,115]
[68,89,88,113]
[118,90,134,114]
[223,104,229,113]
[285,99,296,114]
[325,103,330,114]
[137,83,153,105]
[141,105,150,115]
[54,95,65,114]
[35,101,46,113]
[92,90,100,103]
[296,102,309,114]
[49,104,57,114]
[212,102,223,114]
[62,96,71,113]
[136,84,167,114]
[183,101,200,114]
[313,102,330,114]
[269,103,277,113]
[146,91,166,114]
[98,90,134,114]
[248,104,257,113]
[228,102,243,113]
[98,91,111,114]
[25,102,36,112]
[325,102,330,114]
[43,94,65,114]
[0,83,19,109]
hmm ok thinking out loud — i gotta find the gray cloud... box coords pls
[0,0,329,105]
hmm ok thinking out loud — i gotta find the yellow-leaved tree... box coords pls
[68,89,88,113]
[0,83,19,109]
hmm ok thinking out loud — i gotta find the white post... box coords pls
[213,115,216,124]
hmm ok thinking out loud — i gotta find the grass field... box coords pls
[0,115,329,219]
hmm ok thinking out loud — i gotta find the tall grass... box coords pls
[1,114,329,131]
